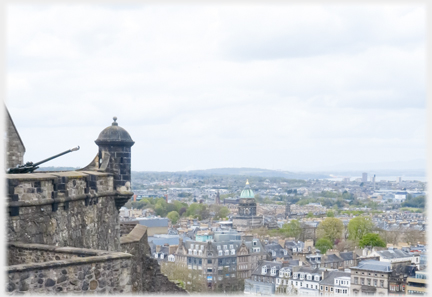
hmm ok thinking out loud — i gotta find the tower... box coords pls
[285,201,291,219]
[216,190,220,205]
[95,117,135,193]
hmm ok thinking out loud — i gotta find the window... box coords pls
[367,279,371,286]
[320,286,323,290]
[191,244,194,249]
[331,287,333,292]
[325,286,328,291]
[230,244,233,249]
[198,250,202,256]
[253,241,257,246]
[218,250,222,256]
[223,245,227,250]
[217,245,221,250]
[208,259,212,264]
[374,279,377,287]
[231,249,235,255]
[225,250,229,255]
[193,250,197,255]
[380,280,384,288]
[361,278,364,285]
[188,249,192,255]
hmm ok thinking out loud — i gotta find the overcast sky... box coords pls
[6,4,426,172]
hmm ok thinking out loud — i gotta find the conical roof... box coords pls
[240,179,255,198]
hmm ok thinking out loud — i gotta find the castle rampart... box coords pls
[7,242,132,294]
[7,170,132,251]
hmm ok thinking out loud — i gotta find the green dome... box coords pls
[240,180,255,198]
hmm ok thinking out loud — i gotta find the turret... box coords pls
[95,117,134,193]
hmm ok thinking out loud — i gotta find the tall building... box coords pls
[362,173,368,183]
[232,180,263,230]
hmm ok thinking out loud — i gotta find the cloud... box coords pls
[6,4,426,172]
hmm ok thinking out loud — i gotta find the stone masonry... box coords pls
[5,112,187,294]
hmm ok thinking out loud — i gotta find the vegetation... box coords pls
[402,195,425,209]
[359,233,386,248]
[317,218,344,243]
[326,210,335,217]
[167,211,180,224]
[315,238,333,254]
[347,217,375,242]
[270,220,301,239]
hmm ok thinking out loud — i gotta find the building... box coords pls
[5,107,26,169]
[169,231,268,291]
[133,217,169,236]
[232,180,264,229]
[362,173,368,183]
[6,113,185,294]
[350,260,391,295]
[318,271,351,296]
[406,270,427,295]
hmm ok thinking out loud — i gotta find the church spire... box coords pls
[246,179,249,185]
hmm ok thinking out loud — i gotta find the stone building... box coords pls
[6,111,185,294]
[5,107,25,169]
[232,180,263,230]
[168,232,268,292]
[350,260,391,295]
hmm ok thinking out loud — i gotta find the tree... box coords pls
[402,195,425,209]
[315,238,333,254]
[347,217,375,242]
[179,207,187,216]
[326,210,335,217]
[317,218,344,243]
[167,211,180,224]
[278,220,301,239]
[217,206,230,219]
[359,233,386,248]
[306,212,314,218]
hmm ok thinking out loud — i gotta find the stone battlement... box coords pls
[7,242,132,294]
[6,170,132,251]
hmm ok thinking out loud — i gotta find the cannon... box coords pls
[7,146,80,174]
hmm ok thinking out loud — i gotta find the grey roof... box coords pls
[148,236,181,246]
[95,117,134,146]
[319,271,351,286]
[265,243,290,260]
[252,260,283,277]
[351,260,391,272]
[136,218,169,227]
[324,254,343,263]
[377,249,411,259]
[339,251,357,261]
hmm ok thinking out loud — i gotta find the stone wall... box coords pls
[5,109,25,169]
[120,221,138,237]
[7,171,125,251]
[120,224,187,294]
[6,243,133,294]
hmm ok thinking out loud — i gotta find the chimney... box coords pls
[156,245,161,253]
[133,195,137,202]
[278,239,286,247]
[169,245,178,254]
[179,237,183,248]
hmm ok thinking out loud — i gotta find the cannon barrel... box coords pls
[33,146,80,167]
[6,146,80,174]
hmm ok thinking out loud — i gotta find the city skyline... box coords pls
[6,4,426,172]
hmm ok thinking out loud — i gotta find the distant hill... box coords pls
[140,167,331,179]
[36,167,80,171]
